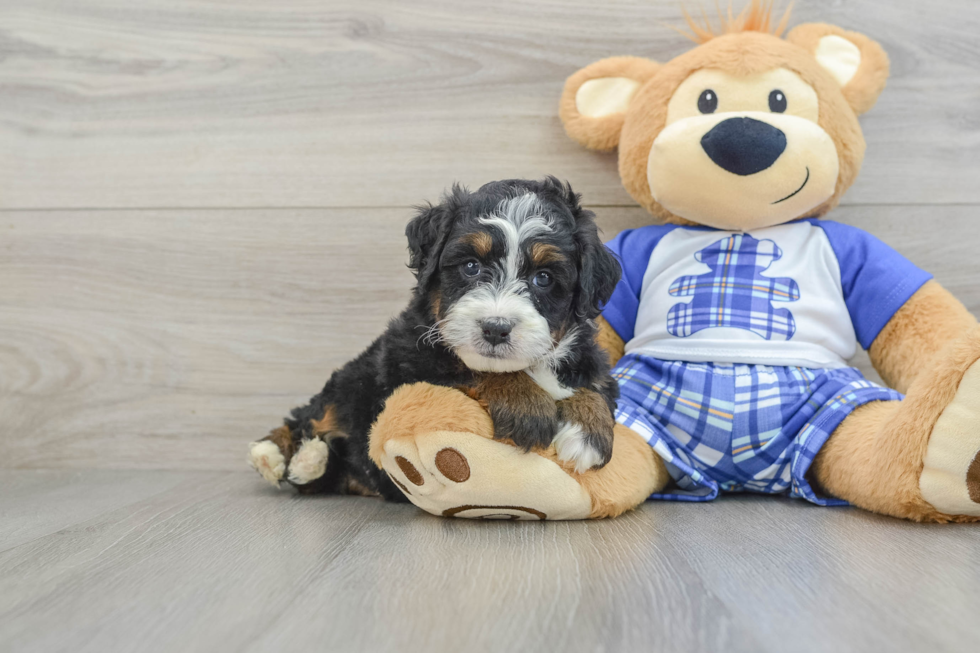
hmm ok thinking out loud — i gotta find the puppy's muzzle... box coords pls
[480,318,514,346]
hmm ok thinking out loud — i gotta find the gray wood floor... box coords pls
[3,470,979,653]
[2,0,980,651]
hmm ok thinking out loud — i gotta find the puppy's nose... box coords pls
[701,117,786,176]
[480,318,514,346]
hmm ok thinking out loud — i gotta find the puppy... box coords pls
[248,177,622,501]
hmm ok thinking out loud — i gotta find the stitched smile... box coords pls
[772,167,810,204]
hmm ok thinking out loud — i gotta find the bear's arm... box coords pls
[868,280,977,393]
[596,316,626,367]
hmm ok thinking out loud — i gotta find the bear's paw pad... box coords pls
[920,360,980,517]
[379,430,592,521]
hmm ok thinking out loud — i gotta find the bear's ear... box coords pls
[559,56,660,151]
[786,23,890,115]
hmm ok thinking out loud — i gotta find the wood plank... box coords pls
[0,208,415,470]
[0,470,193,553]
[245,496,757,653]
[641,497,980,652]
[1,204,976,470]
[2,0,979,209]
[0,472,387,653]
[0,471,977,653]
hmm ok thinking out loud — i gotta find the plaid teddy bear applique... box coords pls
[666,234,800,340]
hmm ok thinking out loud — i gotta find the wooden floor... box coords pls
[2,470,979,653]
[3,0,980,651]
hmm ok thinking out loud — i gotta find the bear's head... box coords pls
[559,2,889,230]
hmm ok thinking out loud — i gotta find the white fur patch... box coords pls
[287,438,330,485]
[248,440,286,487]
[445,282,552,372]
[527,363,574,401]
[456,349,533,373]
[527,326,580,399]
[480,193,553,282]
[553,422,603,474]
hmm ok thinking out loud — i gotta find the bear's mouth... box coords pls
[772,167,810,204]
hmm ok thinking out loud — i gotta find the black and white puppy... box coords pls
[248,177,622,501]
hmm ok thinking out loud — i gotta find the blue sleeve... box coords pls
[815,220,933,350]
[601,225,678,342]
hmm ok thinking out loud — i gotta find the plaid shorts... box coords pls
[613,354,903,505]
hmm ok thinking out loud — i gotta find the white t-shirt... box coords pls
[602,219,931,369]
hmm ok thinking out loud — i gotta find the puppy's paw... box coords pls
[554,422,613,474]
[248,440,286,487]
[287,438,329,485]
[469,372,559,451]
[490,405,558,451]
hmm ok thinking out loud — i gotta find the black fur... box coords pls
[263,177,622,500]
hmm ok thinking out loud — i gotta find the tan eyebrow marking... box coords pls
[531,243,565,266]
[461,231,493,257]
[429,290,442,319]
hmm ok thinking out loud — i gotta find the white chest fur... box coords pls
[526,363,575,401]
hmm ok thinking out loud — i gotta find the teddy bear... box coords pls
[365,2,980,522]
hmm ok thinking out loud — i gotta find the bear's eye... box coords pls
[768,90,787,113]
[697,90,717,114]
[461,260,481,277]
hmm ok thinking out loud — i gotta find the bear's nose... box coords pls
[700,117,787,176]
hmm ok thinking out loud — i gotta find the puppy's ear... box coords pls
[550,180,621,319]
[575,217,621,319]
[787,23,890,115]
[406,189,461,291]
[560,56,660,152]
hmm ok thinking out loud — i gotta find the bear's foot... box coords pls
[920,360,980,517]
[379,429,593,520]
[369,382,670,520]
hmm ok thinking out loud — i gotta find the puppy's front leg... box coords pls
[469,373,558,451]
[554,389,615,474]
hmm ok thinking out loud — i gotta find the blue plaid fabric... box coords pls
[667,233,800,340]
[613,354,903,505]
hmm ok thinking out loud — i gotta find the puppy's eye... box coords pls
[697,89,717,114]
[768,89,787,113]
[531,271,553,288]
[461,260,481,278]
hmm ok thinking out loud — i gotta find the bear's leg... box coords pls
[571,424,671,518]
[369,383,668,519]
[812,330,980,522]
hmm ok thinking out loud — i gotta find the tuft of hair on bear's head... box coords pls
[676,0,794,44]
